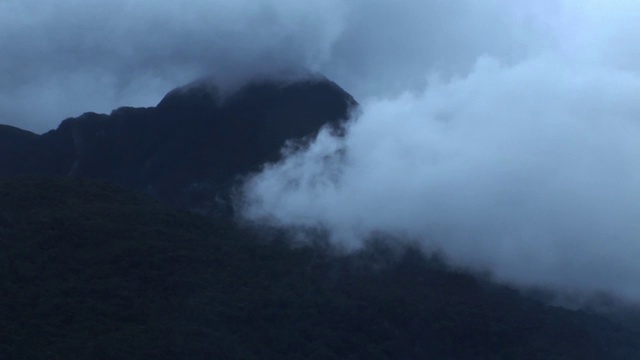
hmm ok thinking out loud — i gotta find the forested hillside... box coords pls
[2,176,639,359]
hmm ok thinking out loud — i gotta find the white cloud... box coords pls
[241,54,640,301]
[5,0,640,302]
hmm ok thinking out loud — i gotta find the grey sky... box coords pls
[2,0,533,132]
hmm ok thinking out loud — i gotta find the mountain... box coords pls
[0,76,356,214]
[2,176,640,359]
[0,125,39,172]
[3,76,640,358]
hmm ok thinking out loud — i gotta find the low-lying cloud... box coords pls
[240,2,640,302]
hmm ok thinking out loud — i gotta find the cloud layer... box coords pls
[6,1,640,302]
[2,0,528,132]
[240,2,640,301]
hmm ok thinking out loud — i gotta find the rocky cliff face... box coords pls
[0,77,357,214]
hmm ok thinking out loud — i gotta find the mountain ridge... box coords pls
[0,76,356,214]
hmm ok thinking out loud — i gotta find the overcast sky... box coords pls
[4,1,640,302]
[2,0,545,132]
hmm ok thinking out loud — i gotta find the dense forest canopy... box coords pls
[1,176,639,359]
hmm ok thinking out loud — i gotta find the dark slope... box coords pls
[0,77,356,214]
[0,125,38,175]
[2,176,639,359]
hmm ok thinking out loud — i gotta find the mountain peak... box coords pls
[156,79,220,111]
[0,75,357,214]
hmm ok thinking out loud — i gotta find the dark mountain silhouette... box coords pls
[0,76,356,214]
[0,125,39,173]
[2,176,640,359]
[3,76,640,358]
